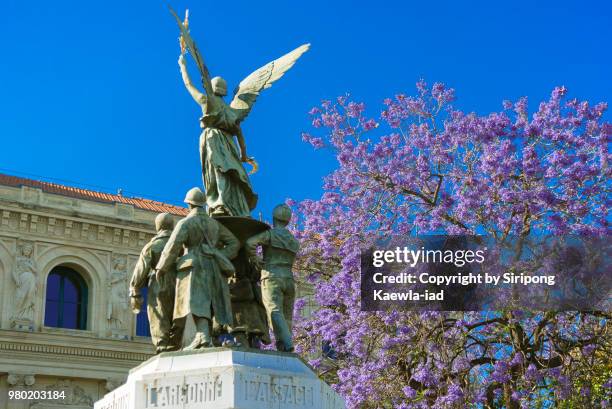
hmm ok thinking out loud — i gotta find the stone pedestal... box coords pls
[94,348,345,409]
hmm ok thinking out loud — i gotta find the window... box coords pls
[44,266,88,330]
[135,287,150,337]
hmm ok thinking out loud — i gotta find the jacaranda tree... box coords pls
[291,82,611,408]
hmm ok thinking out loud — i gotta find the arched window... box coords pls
[135,287,150,337]
[44,266,88,330]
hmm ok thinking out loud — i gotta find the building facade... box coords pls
[0,174,188,409]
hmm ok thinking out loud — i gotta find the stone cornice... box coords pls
[0,329,154,363]
[0,203,156,251]
[0,200,154,231]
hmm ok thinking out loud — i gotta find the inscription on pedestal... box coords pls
[244,379,314,406]
[145,378,222,408]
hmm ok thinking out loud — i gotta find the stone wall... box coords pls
[0,184,166,409]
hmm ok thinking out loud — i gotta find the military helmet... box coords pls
[211,76,227,96]
[272,204,292,223]
[184,187,206,207]
[155,213,174,231]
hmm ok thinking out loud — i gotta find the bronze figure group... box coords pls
[129,9,306,354]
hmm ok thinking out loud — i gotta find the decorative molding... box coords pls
[112,228,121,245]
[97,225,106,241]
[0,206,156,251]
[0,340,152,362]
[65,220,73,238]
[122,230,130,246]
[81,223,90,240]
[30,215,39,232]
[6,373,36,387]
[137,232,146,248]
[2,210,10,227]
[20,213,28,230]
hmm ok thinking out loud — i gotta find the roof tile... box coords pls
[0,173,189,216]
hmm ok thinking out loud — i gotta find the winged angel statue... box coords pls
[172,9,309,217]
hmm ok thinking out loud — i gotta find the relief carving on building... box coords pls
[7,373,36,388]
[28,379,94,408]
[107,254,129,339]
[0,209,154,251]
[11,240,38,330]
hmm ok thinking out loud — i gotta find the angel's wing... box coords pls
[230,44,310,122]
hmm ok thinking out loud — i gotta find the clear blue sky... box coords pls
[1,0,610,217]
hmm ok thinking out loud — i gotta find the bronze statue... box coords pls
[226,260,271,348]
[156,188,240,349]
[137,9,310,353]
[246,204,299,352]
[172,9,309,217]
[129,213,180,353]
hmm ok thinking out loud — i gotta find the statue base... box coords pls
[94,348,345,409]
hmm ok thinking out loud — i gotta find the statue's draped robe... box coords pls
[14,256,36,319]
[156,207,239,326]
[109,269,130,330]
[200,95,257,216]
[226,252,271,343]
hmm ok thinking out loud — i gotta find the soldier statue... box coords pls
[156,187,239,350]
[246,204,299,352]
[129,213,180,353]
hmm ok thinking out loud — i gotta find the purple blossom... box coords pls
[491,361,511,383]
[582,344,596,356]
[525,364,542,383]
[412,366,436,387]
[510,353,524,367]
[291,83,610,408]
[402,386,417,399]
